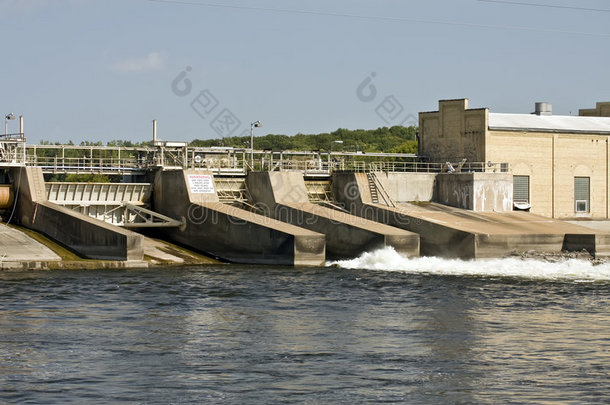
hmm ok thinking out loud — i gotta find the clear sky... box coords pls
[1,0,609,144]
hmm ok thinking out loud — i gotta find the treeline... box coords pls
[38,125,418,154]
[190,126,418,153]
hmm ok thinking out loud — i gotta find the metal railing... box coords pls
[31,155,143,174]
[26,145,154,174]
[22,144,509,176]
[0,133,27,166]
[368,161,509,173]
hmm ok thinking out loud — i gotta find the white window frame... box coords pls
[575,200,589,213]
[574,177,590,214]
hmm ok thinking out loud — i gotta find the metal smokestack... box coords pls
[153,119,157,144]
[19,115,23,135]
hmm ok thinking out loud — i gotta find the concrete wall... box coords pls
[384,172,436,202]
[246,171,309,212]
[24,201,143,260]
[13,167,143,261]
[332,172,368,213]
[153,170,325,266]
[247,171,419,259]
[436,173,513,212]
[362,171,511,212]
[371,206,477,259]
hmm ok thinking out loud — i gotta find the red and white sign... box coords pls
[188,174,215,194]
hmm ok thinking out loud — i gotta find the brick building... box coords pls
[419,99,610,219]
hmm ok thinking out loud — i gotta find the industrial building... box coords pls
[419,99,610,219]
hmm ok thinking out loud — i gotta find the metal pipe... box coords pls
[152,120,157,144]
[250,120,262,170]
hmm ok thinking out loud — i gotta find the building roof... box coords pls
[488,113,610,135]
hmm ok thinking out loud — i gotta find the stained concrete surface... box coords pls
[142,237,220,265]
[0,223,61,262]
[143,238,185,263]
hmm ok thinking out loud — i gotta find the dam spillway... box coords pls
[2,142,610,266]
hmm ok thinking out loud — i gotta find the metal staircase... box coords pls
[367,172,396,208]
[366,173,379,203]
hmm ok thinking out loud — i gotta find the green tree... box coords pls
[190,125,418,153]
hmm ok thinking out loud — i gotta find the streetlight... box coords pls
[329,140,343,166]
[250,120,262,168]
[4,113,15,136]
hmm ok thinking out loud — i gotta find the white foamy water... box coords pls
[329,247,610,282]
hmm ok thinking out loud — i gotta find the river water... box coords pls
[1,249,609,404]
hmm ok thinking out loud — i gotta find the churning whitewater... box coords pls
[330,247,610,282]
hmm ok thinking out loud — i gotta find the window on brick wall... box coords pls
[574,177,590,213]
[513,176,530,203]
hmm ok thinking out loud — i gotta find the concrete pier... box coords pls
[246,172,419,259]
[334,172,610,259]
[152,170,325,266]
[11,167,144,261]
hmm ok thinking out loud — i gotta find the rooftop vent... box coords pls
[533,102,552,116]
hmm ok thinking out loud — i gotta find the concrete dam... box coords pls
[2,142,610,267]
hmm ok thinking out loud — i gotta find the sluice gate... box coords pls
[46,182,182,228]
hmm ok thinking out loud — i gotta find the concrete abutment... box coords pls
[333,172,610,259]
[152,170,325,266]
[11,167,144,261]
[246,171,419,259]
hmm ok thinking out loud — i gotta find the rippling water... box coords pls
[1,251,609,404]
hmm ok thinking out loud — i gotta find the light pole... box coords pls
[329,140,343,166]
[250,120,262,169]
[4,113,15,136]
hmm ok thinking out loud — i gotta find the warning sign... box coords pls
[188,174,215,194]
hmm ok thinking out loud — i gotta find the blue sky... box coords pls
[1,0,609,144]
